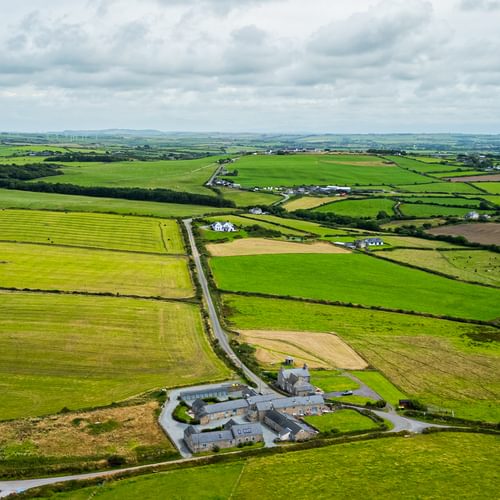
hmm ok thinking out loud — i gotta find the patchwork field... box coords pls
[388,156,466,173]
[0,188,233,218]
[283,196,340,211]
[236,330,367,369]
[472,182,500,194]
[395,182,483,194]
[211,254,500,320]
[428,223,500,245]
[0,209,184,254]
[378,249,500,286]
[399,203,493,218]
[204,215,305,236]
[217,188,281,207]
[313,198,396,218]
[37,157,221,195]
[221,154,431,188]
[223,294,500,420]
[207,238,349,257]
[448,173,500,182]
[45,433,499,499]
[397,196,487,207]
[0,242,193,298]
[0,292,229,420]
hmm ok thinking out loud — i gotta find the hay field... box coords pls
[0,242,193,298]
[283,196,340,211]
[237,330,367,369]
[0,209,184,254]
[0,292,229,420]
[207,238,349,257]
[428,223,500,245]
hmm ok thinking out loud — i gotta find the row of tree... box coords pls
[0,163,62,181]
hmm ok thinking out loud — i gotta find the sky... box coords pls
[0,0,499,134]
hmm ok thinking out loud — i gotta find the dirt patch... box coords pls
[427,223,500,245]
[207,238,350,257]
[284,196,341,211]
[446,174,500,182]
[238,330,368,370]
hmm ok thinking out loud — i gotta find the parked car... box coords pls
[341,390,353,396]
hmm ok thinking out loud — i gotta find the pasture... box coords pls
[309,370,359,392]
[45,433,499,499]
[0,292,229,420]
[472,181,500,194]
[211,253,500,320]
[350,371,407,406]
[0,188,233,218]
[236,330,367,369]
[38,157,221,195]
[399,203,493,218]
[0,209,184,254]
[397,196,487,207]
[221,154,431,188]
[395,182,483,194]
[378,249,500,286]
[428,223,500,246]
[217,188,281,207]
[0,242,193,298]
[223,294,500,421]
[387,155,465,173]
[303,409,380,433]
[207,238,348,257]
[313,198,396,218]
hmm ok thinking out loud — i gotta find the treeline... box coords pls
[0,163,62,181]
[45,153,126,162]
[367,149,407,155]
[284,208,382,231]
[0,180,236,208]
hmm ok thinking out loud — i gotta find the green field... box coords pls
[313,198,396,218]
[397,196,487,208]
[217,188,281,207]
[37,157,221,194]
[220,154,431,188]
[0,242,193,298]
[400,203,493,218]
[395,182,483,194]
[0,189,232,218]
[388,155,466,173]
[303,409,380,433]
[378,249,500,286]
[350,371,407,406]
[0,292,229,419]
[310,370,359,392]
[0,210,184,254]
[432,170,490,178]
[44,433,499,499]
[223,294,500,420]
[210,254,500,320]
[204,215,305,236]
[473,182,500,194]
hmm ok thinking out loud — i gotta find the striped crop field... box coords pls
[0,241,193,298]
[0,209,184,254]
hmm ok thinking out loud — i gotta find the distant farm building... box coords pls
[249,207,264,215]
[211,221,237,232]
[465,211,480,220]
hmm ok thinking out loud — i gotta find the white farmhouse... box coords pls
[465,211,480,220]
[211,221,237,232]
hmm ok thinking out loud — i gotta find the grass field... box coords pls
[223,294,500,421]
[0,292,229,420]
[397,196,487,207]
[309,370,359,392]
[283,196,340,211]
[211,253,500,320]
[0,242,193,298]
[0,189,233,218]
[37,157,221,195]
[44,433,499,499]
[207,238,348,257]
[400,203,493,218]
[313,198,396,218]
[0,210,184,254]
[378,249,500,286]
[472,182,500,194]
[303,409,380,433]
[204,215,305,236]
[217,188,281,207]
[395,182,483,194]
[350,371,407,406]
[221,154,431,188]
[381,218,448,230]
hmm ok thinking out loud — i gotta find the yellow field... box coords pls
[237,330,368,369]
[283,196,341,211]
[207,238,350,256]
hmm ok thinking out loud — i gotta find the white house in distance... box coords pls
[249,207,263,215]
[211,221,237,232]
[465,211,480,220]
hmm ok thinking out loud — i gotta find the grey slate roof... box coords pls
[281,367,309,379]
[188,429,234,446]
[230,423,263,439]
[265,410,312,435]
[197,399,248,416]
[246,394,281,406]
[271,395,324,410]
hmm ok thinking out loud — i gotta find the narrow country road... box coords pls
[183,218,274,394]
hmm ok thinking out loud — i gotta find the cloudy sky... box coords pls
[1,0,499,133]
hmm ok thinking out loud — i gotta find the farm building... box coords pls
[248,395,327,421]
[249,207,264,215]
[277,364,315,396]
[263,410,317,441]
[465,211,480,220]
[180,383,252,403]
[211,221,237,232]
[184,420,263,453]
[193,399,249,424]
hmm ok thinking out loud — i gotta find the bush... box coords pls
[107,455,127,467]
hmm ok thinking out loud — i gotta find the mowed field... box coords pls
[0,242,193,298]
[472,181,500,194]
[211,254,500,320]
[0,188,233,218]
[44,433,499,499]
[37,157,221,195]
[224,294,500,421]
[400,203,493,218]
[283,196,340,211]
[236,330,367,369]
[378,249,500,286]
[207,238,349,257]
[221,154,431,188]
[313,198,396,217]
[428,223,500,246]
[0,209,184,254]
[0,292,229,420]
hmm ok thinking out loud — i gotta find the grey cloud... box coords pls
[460,0,500,10]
